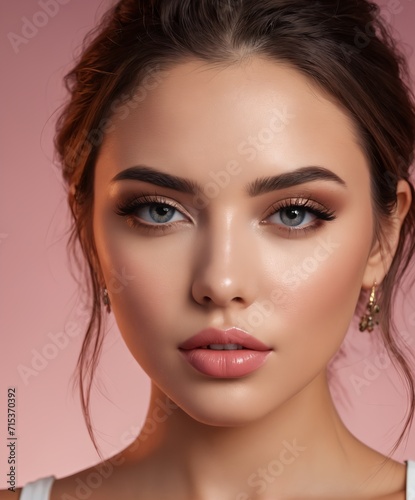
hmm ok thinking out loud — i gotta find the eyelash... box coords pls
[114,193,336,235]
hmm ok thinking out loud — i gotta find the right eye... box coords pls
[133,201,184,224]
[115,194,190,232]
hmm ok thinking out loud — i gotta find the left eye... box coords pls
[134,203,187,224]
[269,206,317,227]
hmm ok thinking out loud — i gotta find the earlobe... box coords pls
[361,238,383,289]
[361,179,412,289]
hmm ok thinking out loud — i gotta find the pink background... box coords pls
[1,0,415,488]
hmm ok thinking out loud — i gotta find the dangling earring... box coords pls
[359,281,380,332]
[102,287,111,314]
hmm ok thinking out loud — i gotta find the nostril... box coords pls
[202,295,243,303]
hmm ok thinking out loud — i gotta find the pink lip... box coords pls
[178,327,272,378]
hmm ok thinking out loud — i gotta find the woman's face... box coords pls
[93,58,375,425]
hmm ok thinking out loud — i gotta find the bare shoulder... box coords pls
[49,445,166,500]
[360,455,407,500]
[0,489,22,500]
[50,451,134,500]
[376,482,406,500]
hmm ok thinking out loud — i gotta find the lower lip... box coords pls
[179,348,272,378]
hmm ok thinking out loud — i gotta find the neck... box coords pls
[121,371,386,499]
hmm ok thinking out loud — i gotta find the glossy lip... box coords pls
[178,327,272,351]
[179,349,272,378]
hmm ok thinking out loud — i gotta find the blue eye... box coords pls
[275,206,316,227]
[266,198,336,231]
[115,194,189,232]
[136,203,185,224]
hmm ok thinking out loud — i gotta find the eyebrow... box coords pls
[111,165,347,196]
[111,166,202,195]
[247,166,346,196]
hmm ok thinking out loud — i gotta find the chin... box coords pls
[183,405,265,428]
[167,385,278,428]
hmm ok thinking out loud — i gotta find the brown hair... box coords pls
[55,0,415,459]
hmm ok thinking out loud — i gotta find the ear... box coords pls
[362,179,412,289]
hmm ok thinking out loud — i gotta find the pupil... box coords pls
[287,208,300,219]
[156,206,169,216]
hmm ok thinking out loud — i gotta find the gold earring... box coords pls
[102,287,111,314]
[359,282,380,332]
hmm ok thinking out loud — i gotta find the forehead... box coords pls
[97,57,367,186]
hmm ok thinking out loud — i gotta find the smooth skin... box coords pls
[10,57,412,499]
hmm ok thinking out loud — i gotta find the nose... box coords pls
[191,212,259,309]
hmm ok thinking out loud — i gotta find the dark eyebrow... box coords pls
[247,165,346,196]
[111,166,202,195]
[111,165,346,196]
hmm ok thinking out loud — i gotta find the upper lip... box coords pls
[178,327,272,351]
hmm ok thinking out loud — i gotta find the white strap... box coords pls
[407,460,415,500]
[20,476,55,500]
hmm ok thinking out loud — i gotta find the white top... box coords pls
[19,476,54,500]
[408,460,415,500]
[19,460,415,499]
